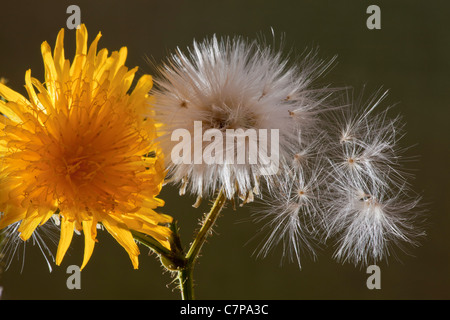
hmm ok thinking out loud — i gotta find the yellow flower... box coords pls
[0,24,172,270]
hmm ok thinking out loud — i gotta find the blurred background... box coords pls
[0,0,449,299]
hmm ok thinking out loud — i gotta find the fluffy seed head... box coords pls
[323,90,424,265]
[153,35,334,201]
[252,157,326,267]
[325,180,423,266]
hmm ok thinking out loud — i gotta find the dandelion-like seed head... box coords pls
[153,35,334,201]
[324,90,424,266]
[327,182,422,266]
[253,87,424,268]
[252,162,325,267]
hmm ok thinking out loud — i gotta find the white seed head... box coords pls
[251,162,326,267]
[152,35,334,201]
[324,180,423,266]
[323,89,424,265]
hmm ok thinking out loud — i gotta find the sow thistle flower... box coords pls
[0,24,172,270]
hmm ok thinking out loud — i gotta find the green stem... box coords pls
[185,188,226,265]
[177,265,195,300]
[132,188,227,300]
[178,188,227,299]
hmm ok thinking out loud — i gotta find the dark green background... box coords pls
[0,0,449,299]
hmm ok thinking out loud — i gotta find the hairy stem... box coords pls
[177,265,195,300]
[133,188,227,300]
[179,188,227,300]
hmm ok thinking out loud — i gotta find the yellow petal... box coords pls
[0,82,28,104]
[56,217,75,266]
[24,70,41,109]
[41,41,58,99]
[18,212,42,241]
[39,208,56,226]
[87,31,102,63]
[69,24,88,78]
[0,205,26,230]
[80,219,97,270]
[102,216,140,269]
[0,90,28,123]
[129,74,153,107]
[53,28,66,77]
[111,47,128,78]
[76,24,88,56]
[132,74,153,96]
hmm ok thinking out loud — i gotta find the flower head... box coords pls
[0,25,172,269]
[153,35,334,202]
